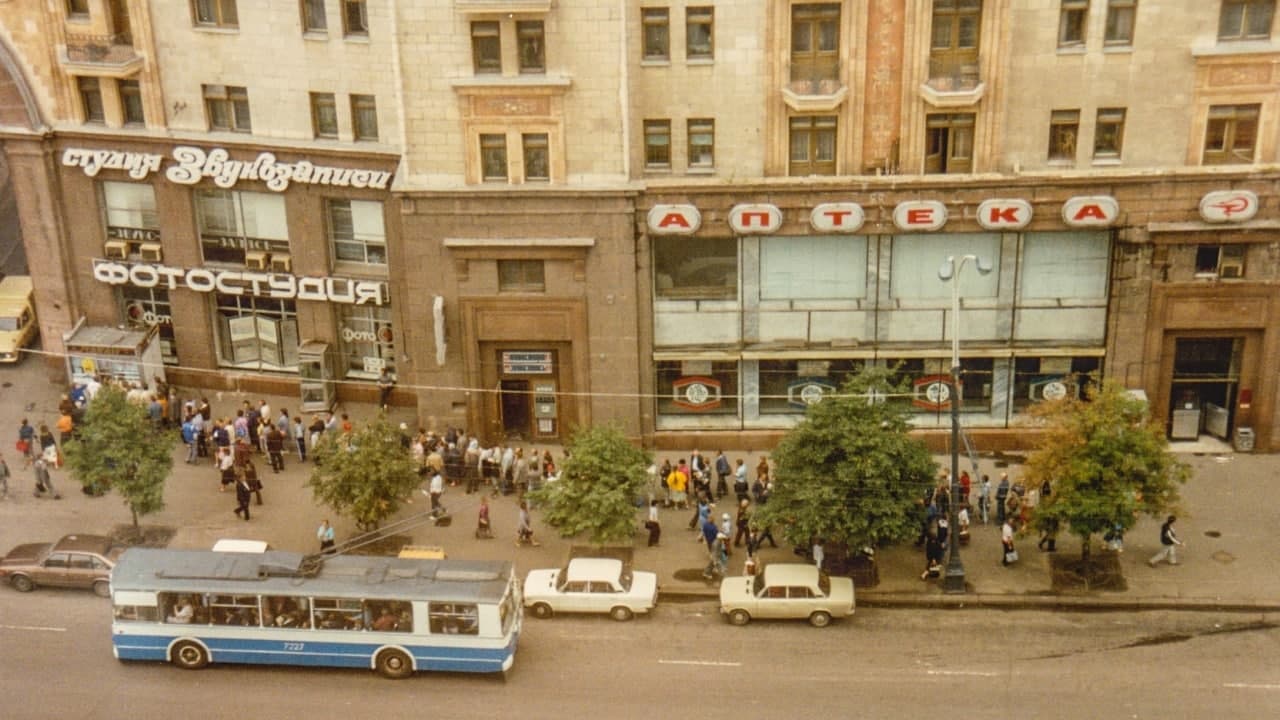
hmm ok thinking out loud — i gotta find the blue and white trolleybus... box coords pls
[109,548,521,678]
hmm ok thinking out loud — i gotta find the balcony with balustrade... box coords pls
[782,60,847,113]
[61,32,144,78]
[920,54,984,108]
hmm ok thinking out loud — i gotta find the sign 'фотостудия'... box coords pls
[92,260,388,306]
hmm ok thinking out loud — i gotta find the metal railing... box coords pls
[65,32,136,64]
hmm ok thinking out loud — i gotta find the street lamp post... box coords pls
[937,254,992,594]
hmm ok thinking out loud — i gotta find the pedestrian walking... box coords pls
[266,426,285,473]
[714,450,731,500]
[17,418,36,468]
[292,416,307,461]
[233,470,252,520]
[427,470,445,513]
[733,459,749,503]
[1001,518,1017,566]
[995,473,1010,524]
[516,500,539,547]
[33,455,60,499]
[377,368,395,409]
[476,496,494,539]
[812,538,825,571]
[644,499,661,547]
[733,498,751,547]
[317,519,336,553]
[0,452,10,499]
[1147,515,1184,567]
[977,474,991,524]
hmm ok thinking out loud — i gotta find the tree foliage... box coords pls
[753,367,936,551]
[526,424,651,546]
[62,385,174,529]
[1024,378,1190,561]
[307,413,419,531]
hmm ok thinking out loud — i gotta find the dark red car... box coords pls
[0,534,124,597]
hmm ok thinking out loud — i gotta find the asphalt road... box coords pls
[1,588,1277,720]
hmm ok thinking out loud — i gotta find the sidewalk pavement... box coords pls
[2,362,1277,613]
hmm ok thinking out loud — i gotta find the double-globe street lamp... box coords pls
[937,254,992,594]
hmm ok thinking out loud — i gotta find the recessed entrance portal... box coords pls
[500,380,531,441]
[1168,337,1240,441]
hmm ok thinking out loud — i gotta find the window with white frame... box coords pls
[1019,232,1109,299]
[890,234,1000,299]
[1218,0,1274,41]
[196,189,289,264]
[644,119,672,170]
[102,181,159,247]
[686,7,714,60]
[760,236,867,300]
[328,199,386,266]
[1104,0,1136,45]
[301,0,327,32]
[215,294,299,371]
[687,118,715,169]
[642,8,670,61]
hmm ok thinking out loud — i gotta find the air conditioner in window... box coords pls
[1219,258,1244,279]
[269,253,292,273]
[104,240,128,260]
[138,242,163,262]
[245,251,270,270]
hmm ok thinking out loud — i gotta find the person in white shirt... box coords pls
[168,597,194,624]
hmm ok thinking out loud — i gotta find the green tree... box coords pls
[307,413,419,531]
[62,385,174,530]
[753,367,936,552]
[526,424,651,546]
[1025,378,1190,564]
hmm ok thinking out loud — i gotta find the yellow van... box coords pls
[0,276,37,363]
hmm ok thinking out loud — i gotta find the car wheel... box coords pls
[170,640,209,670]
[93,580,111,598]
[376,649,414,679]
[809,611,832,628]
[610,606,634,622]
[728,609,750,626]
[531,603,553,619]
[10,575,34,593]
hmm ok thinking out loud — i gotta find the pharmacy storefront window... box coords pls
[1012,356,1100,413]
[759,359,863,414]
[653,237,737,300]
[101,181,159,253]
[883,357,994,420]
[214,294,299,372]
[656,360,739,417]
[196,188,290,265]
[121,285,178,365]
[338,304,395,379]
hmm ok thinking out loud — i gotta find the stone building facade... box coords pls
[1,1,1278,451]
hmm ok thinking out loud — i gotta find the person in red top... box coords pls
[959,471,972,506]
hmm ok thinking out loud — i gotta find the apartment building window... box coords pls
[195,189,288,265]
[472,21,501,74]
[688,119,715,169]
[925,113,974,174]
[687,7,714,60]
[789,116,836,176]
[1104,0,1136,45]
[204,84,251,132]
[342,0,368,37]
[1048,110,1080,162]
[642,8,670,61]
[480,134,508,181]
[1203,104,1259,164]
[310,93,338,139]
[1058,1,1089,48]
[1218,0,1275,41]
[1093,108,1125,159]
[301,0,327,32]
[68,0,90,18]
[498,260,546,292]
[931,0,981,72]
[791,4,840,84]
[192,0,238,28]
[119,79,144,125]
[351,94,378,141]
[644,119,672,169]
[1195,244,1246,278]
[522,134,550,182]
[78,77,105,124]
[329,199,386,265]
[518,21,545,73]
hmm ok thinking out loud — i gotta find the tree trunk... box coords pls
[131,505,139,529]
[1080,533,1092,563]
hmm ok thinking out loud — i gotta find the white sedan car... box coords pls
[719,563,855,627]
[523,558,658,621]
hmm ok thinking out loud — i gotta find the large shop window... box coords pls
[102,181,159,250]
[197,189,289,265]
[215,295,299,372]
[759,359,863,415]
[121,286,178,365]
[656,360,739,416]
[761,236,867,300]
[884,357,994,416]
[1012,356,1100,413]
[338,304,395,379]
[890,234,999,299]
[1020,232,1109,300]
[653,237,737,300]
[329,199,386,266]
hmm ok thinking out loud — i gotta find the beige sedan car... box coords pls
[719,563,855,627]
[0,534,123,597]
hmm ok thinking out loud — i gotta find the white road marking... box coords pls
[658,659,742,667]
[0,624,67,633]
[926,669,999,677]
[1224,683,1280,690]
